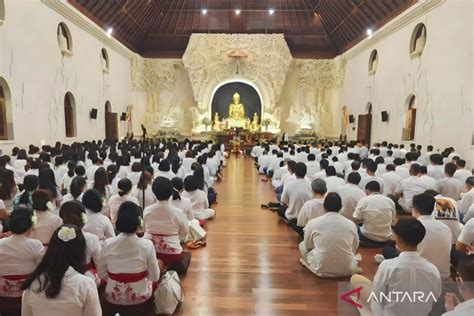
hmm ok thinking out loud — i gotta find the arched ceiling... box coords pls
[69,0,417,58]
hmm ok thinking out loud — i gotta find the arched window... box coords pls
[57,22,73,57]
[410,23,427,58]
[0,0,5,26]
[366,102,373,114]
[0,77,12,140]
[101,48,110,73]
[64,92,77,138]
[403,94,417,141]
[368,49,378,75]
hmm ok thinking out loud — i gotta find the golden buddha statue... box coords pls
[213,112,221,131]
[228,93,245,120]
[250,112,260,131]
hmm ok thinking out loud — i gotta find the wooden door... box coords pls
[357,114,372,145]
[0,86,7,140]
[105,112,118,141]
[408,109,416,140]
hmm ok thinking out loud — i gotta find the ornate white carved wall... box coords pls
[131,34,346,136]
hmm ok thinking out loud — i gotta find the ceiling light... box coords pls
[235,9,241,15]
[269,9,275,15]
[106,27,113,37]
[202,9,208,15]
[366,28,373,37]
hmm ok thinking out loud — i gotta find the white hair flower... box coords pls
[31,213,38,227]
[81,213,88,224]
[58,226,76,242]
[138,216,144,230]
[46,201,55,211]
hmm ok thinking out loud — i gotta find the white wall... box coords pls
[0,0,132,151]
[342,0,473,160]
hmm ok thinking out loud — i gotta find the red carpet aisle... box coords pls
[176,156,379,316]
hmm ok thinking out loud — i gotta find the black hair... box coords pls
[117,178,132,197]
[116,201,142,234]
[32,189,52,211]
[457,255,474,292]
[184,175,199,192]
[325,166,337,177]
[365,181,381,193]
[38,168,58,199]
[82,189,103,213]
[347,172,362,185]
[74,165,86,177]
[294,162,307,178]
[106,165,118,184]
[171,177,184,200]
[393,218,426,247]
[19,175,39,204]
[409,163,421,175]
[159,160,171,172]
[444,162,457,177]
[386,164,396,172]
[412,193,436,215]
[66,161,77,177]
[70,176,86,199]
[59,200,86,228]
[324,192,342,212]
[0,169,15,200]
[21,225,86,298]
[93,167,108,197]
[152,176,173,201]
[466,176,474,187]
[9,207,34,234]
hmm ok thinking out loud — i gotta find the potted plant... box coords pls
[201,117,212,132]
[262,118,271,132]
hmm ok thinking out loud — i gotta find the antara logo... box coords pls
[340,287,437,309]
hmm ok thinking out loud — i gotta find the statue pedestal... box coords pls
[226,118,247,129]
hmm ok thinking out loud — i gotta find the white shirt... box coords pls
[458,218,474,247]
[297,197,325,227]
[281,178,312,220]
[155,170,176,180]
[105,194,140,225]
[143,200,189,254]
[428,164,445,180]
[97,234,160,305]
[131,186,157,208]
[22,267,101,316]
[395,166,410,179]
[458,188,474,214]
[436,177,464,200]
[453,169,472,185]
[396,176,428,212]
[417,215,453,279]
[381,171,402,195]
[170,196,194,221]
[359,175,384,192]
[0,234,44,276]
[127,171,142,186]
[303,212,358,277]
[181,189,213,219]
[84,231,101,268]
[371,252,442,316]
[305,161,320,180]
[324,176,345,193]
[30,211,63,245]
[354,193,396,242]
[419,175,437,190]
[336,184,366,219]
[443,299,474,316]
[83,210,115,241]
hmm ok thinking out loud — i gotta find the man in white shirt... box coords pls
[456,218,474,255]
[278,163,312,222]
[394,164,427,214]
[336,173,365,221]
[413,193,453,279]
[299,193,359,277]
[257,151,271,174]
[354,181,396,244]
[359,160,384,192]
[295,179,327,236]
[350,218,442,316]
[305,154,319,180]
[458,177,474,216]
[436,163,464,201]
[419,165,437,190]
[380,164,402,196]
[443,256,474,316]
[312,159,329,180]
[428,154,446,180]
[425,190,463,243]
[323,166,345,192]
[454,159,472,185]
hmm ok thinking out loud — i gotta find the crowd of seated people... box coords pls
[255,140,474,315]
[0,138,225,315]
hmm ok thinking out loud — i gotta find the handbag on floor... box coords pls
[154,271,184,315]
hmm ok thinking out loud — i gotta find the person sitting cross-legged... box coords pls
[294,179,328,238]
[299,192,360,278]
[350,218,442,316]
[353,181,396,246]
[443,255,474,315]
[278,163,312,223]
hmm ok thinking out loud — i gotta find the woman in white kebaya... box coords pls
[82,189,115,241]
[98,201,160,306]
[62,176,86,204]
[170,177,194,221]
[29,189,63,246]
[131,171,157,208]
[104,178,140,226]
[182,175,215,220]
[21,225,101,316]
[0,208,44,300]
[59,201,102,287]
